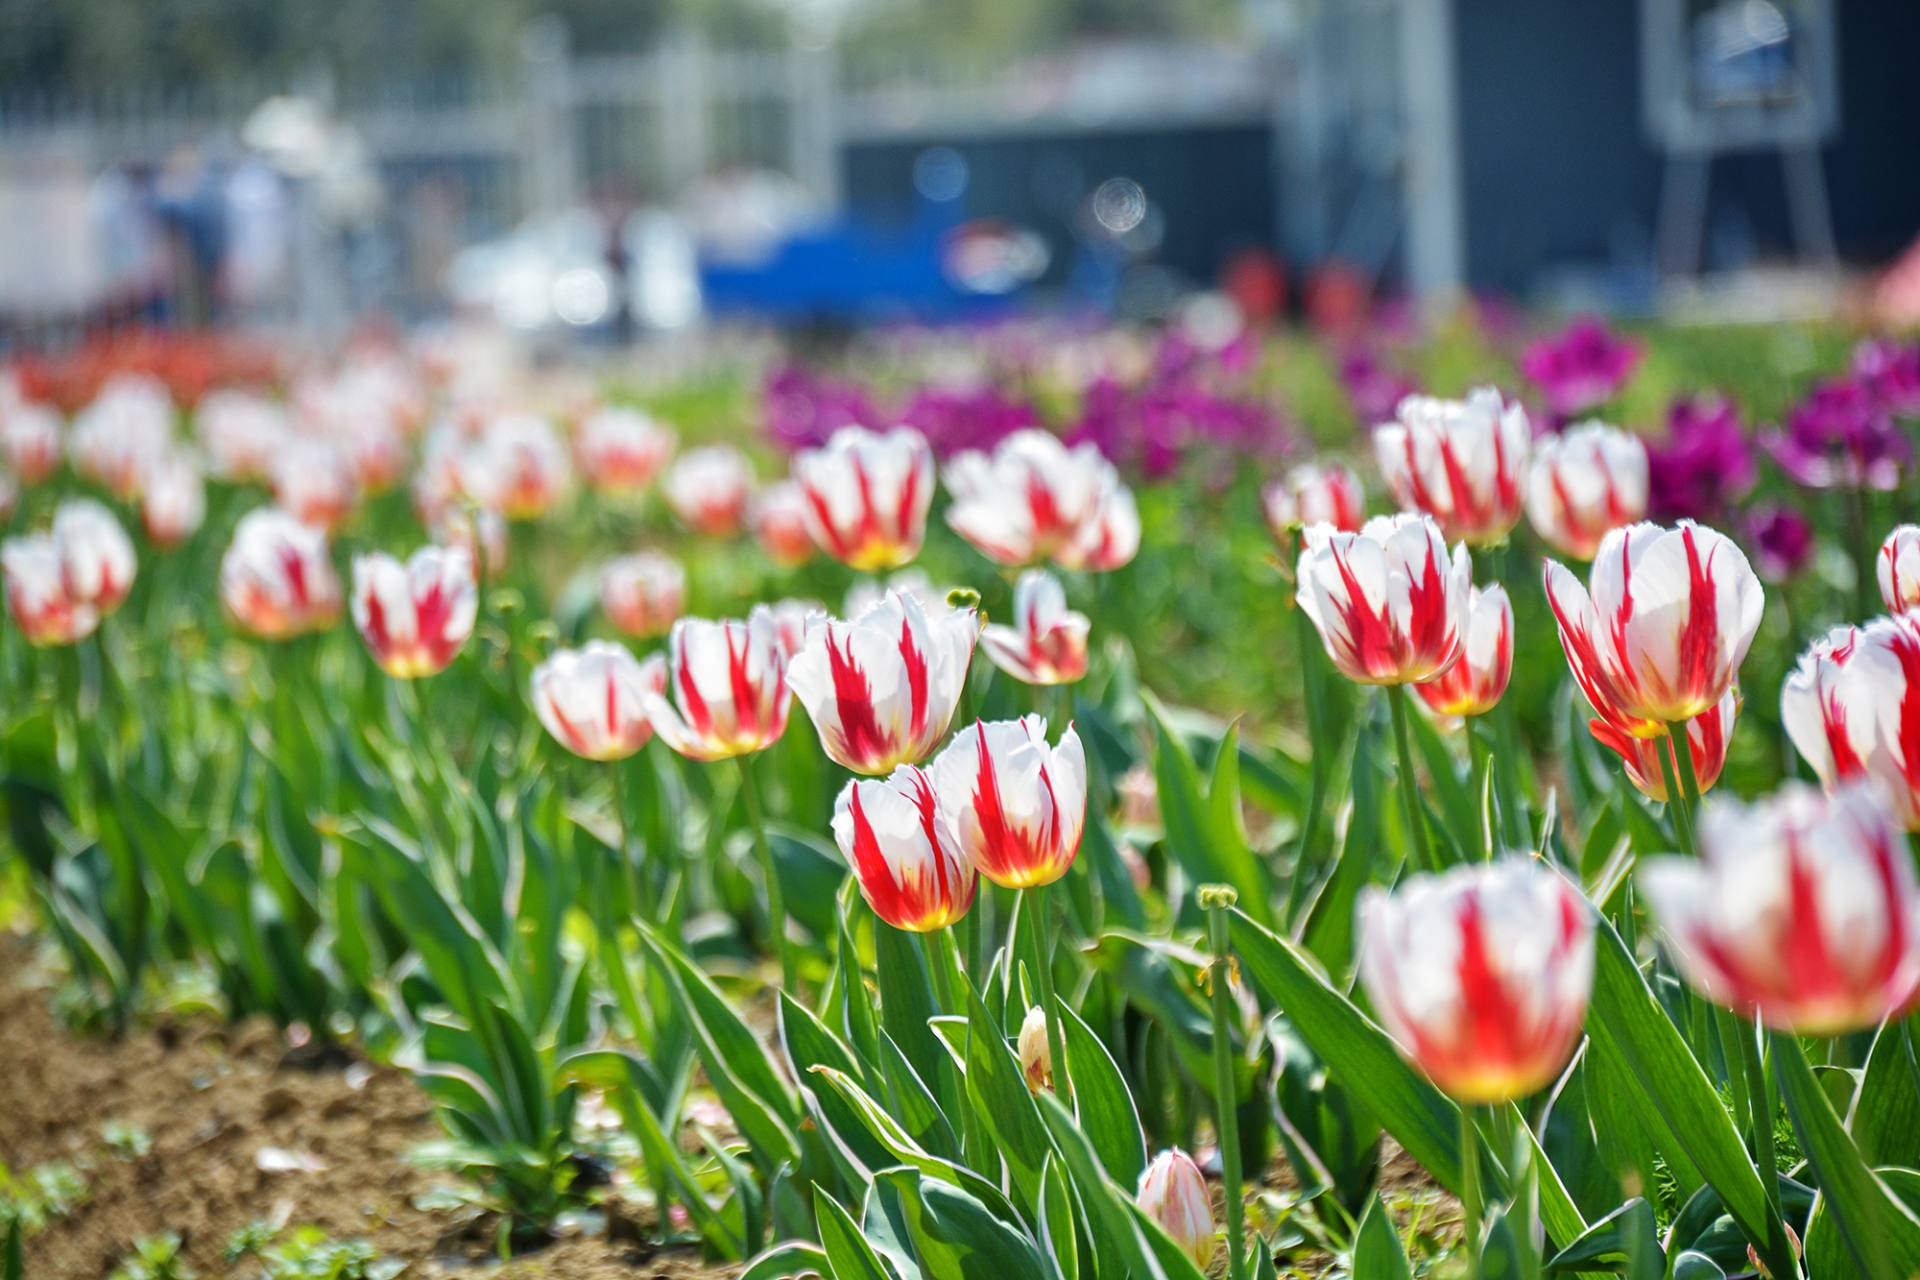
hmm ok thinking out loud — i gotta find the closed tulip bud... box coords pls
[1017,1005,1052,1092]
[944,430,1113,566]
[197,389,289,483]
[789,590,979,774]
[981,570,1090,686]
[928,716,1086,889]
[1262,462,1365,546]
[1545,520,1764,729]
[576,405,674,494]
[1525,421,1649,560]
[466,413,574,521]
[271,437,357,532]
[642,606,792,760]
[351,546,478,679]
[2,534,99,646]
[531,641,667,761]
[3,403,63,484]
[831,765,976,933]
[1414,583,1511,717]
[1136,1150,1215,1268]
[139,451,206,548]
[1296,513,1471,686]
[793,426,934,570]
[600,551,686,639]
[1878,524,1920,614]
[751,481,818,567]
[51,498,136,616]
[1373,387,1529,547]
[1781,617,1920,828]
[1359,857,1594,1104]
[1641,781,1920,1035]
[1592,686,1738,803]
[663,445,754,536]
[218,508,343,640]
[1055,472,1140,572]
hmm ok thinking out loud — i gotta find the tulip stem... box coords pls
[920,926,959,1016]
[1459,1104,1483,1276]
[1293,603,1329,883]
[1386,685,1438,871]
[1657,728,1697,856]
[1023,883,1073,1109]
[1738,1016,1786,1228]
[735,754,796,990]
[608,758,647,924]
[1203,889,1248,1280]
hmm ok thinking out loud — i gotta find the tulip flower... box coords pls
[765,598,824,660]
[196,389,289,483]
[600,552,685,640]
[218,508,343,640]
[575,405,674,494]
[139,451,206,548]
[789,591,979,775]
[1017,1004,1052,1092]
[1413,583,1511,717]
[2,403,62,484]
[792,425,934,570]
[750,481,818,568]
[1646,395,1756,522]
[432,506,509,579]
[1295,513,1470,686]
[944,429,1112,565]
[830,765,976,933]
[1746,505,1815,583]
[641,606,792,761]
[1878,524,1920,613]
[1519,317,1641,418]
[461,413,573,520]
[2,535,99,646]
[1358,857,1594,1104]
[1641,781,1920,1035]
[1261,463,1364,546]
[271,438,356,531]
[928,715,1086,890]
[350,546,479,679]
[1524,421,1649,560]
[530,641,667,761]
[1592,686,1737,803]
[1373,388,1529,546]
[1780,617,1920,828]
[1765,376,1909,492]
[1544,520,1764,729]
[47,498,134,617]
[1136,1150,1216,1269]
[981,570,1090,687]
[663,445,754,537]
[1054,471,1141,572]
[69,375,174,498]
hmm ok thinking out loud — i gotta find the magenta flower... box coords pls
[1853,339,1920,418]
[1338,347,1418,425]
[1520,318,1642,418]
[1764,377,1910,491]
[1646,395,1756,521]
[1745,504,1815,582]
[761,365,883,453]
[898,383,1038,458]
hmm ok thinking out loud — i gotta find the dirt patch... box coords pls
[0,936,743,1279]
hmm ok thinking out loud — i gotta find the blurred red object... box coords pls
[10,330,279,412]
[1221,250,1287,326]
[1304,260,1370,335]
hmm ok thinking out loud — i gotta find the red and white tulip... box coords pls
[663,445,754,537]
[531,641,667,761]
[943,429,1112,565]
[1018,1005,1053,1091]
[196,389,289,483]
[460,413,573,521]
[1781,617,1920,828]
[831,765,977,932]
[576,405,675,494]
[1358,857,1594,1104]
[218,507,343,640]
[68,375,174,499]
[139,451,206,548]
[600,551,685,639]
[642,606,792,760]
[271,438,357,531]
[981,570,1090,687]
[1136,1150,1215,1269]
[1878,524,1920,614]
[927,715,1086,890]
[750,481,818,567]
[1055,471,1140,572]
[1544,520,1764,729]
[2,403,62,484]
[51,498,136,616]
[1641,781,1920,1035]
[1295,513,1471,686]
[1525,421,1649,560]
[350,546,479,679]
[1262,462,1365,545]
[788,590,979,775]
[792,426,935,570]
[1413,583,1511,717]
[1373,388,1530,547]
[2,534,98,646]
[1592,687,1738,803]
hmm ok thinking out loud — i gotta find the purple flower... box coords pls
[1337,347,1418,425]
[1763,376,1910,491]
[1520,318,1642,418]
[897,383,1038,458]
[1853,339,1920,418]
[1646,395,1756,521]
[1745,504,1816,582]
[1066,374,1286,480]
[761,366,883,453]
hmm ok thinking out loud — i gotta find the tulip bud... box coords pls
[600,551,685,639]
[575,405,674,494]
[1295,513,1471,686]
[789,591,979,775]
[70,375,173,498]
[1545,520,1764,728]
[663,445,754,537]
[1136,1150,1215,1268]
[928,716,1086,889]
[531,641,666,761]
[1524,421,1649,560]
[792,426,934,570]
[197,389,288,483]
[831,766,976,933]
[1358,857,1594,1104]
[751,480,818,568]
[2,402,63,484]
[271,437,357,531]
[1641,781,1920,1035]
[460,412,573,521]
[51,498,136,616]
[1782,616,1920,828]
[218,507,343,640]
[351,546,479,679]
[1017,1005,1052,1092]
[944,429,1113,566]
[642,606,792,760]
[1373,387,1529,547]
[1878,524,1920,614]
[1262,463,1365,547]
[981,570,1090,686]
[1592,687,1738,803]
[1413,583,1511,717]
[139,451,207,548]
[2,534,99,646]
